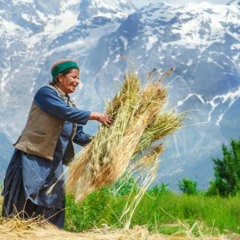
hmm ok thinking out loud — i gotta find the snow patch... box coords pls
[43,10,79,36]
[207,87,240,125]
[177,93,205,107]
[146,35,158,51]
[13,0,33,4]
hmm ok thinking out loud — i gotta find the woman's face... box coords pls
[57,69,80,94]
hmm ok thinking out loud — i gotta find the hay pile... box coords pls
[0,217,230,240]
[0,198,233,240]
[66,69,183,203]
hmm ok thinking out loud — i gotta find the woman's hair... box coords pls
[49,69,73,86]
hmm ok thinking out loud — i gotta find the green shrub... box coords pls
[65,188,111,232]
[208,139,240,197]
[178,178,199,195]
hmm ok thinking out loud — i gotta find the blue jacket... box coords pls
[14,85,91,165]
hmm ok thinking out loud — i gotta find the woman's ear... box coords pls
[58,73,64,82]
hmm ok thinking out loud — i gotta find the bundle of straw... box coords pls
[66,68,183,203]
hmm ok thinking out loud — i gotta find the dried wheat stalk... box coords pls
[66,69,183,203]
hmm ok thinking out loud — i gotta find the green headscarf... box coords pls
[51,60,79,79]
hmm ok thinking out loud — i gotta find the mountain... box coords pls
[227,0,240,5]
[0,0,239,191]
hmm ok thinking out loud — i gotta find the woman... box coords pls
[1,59,113,228]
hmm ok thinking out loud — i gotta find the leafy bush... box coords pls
[178,178,199,195]
[65,188,111,232]
[147,183,169,198]
[207,139,240,197]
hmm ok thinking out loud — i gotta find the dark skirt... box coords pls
[1,150,65,228]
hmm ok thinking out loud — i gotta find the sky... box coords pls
[131,0,231,8]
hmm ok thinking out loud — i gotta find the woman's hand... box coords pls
[89,112,113,127]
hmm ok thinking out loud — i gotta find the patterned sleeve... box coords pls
[73,125,93,146]
[34,86,91,125]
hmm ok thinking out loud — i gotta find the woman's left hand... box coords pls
[89,112,113,127]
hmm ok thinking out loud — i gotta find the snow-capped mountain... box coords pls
[0,0,239,191]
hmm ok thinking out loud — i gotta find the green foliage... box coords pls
[65,188,111,232]
[207,139,240,197]
[147,183,169,198]
[65,178,138,232]
[110,177,138,196]
[64,183,240,236]
[178,178,198,195]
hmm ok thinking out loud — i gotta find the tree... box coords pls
[178,178,198,195]
[207,139,240,197]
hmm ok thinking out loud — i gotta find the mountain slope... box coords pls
[0,0,239,190]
